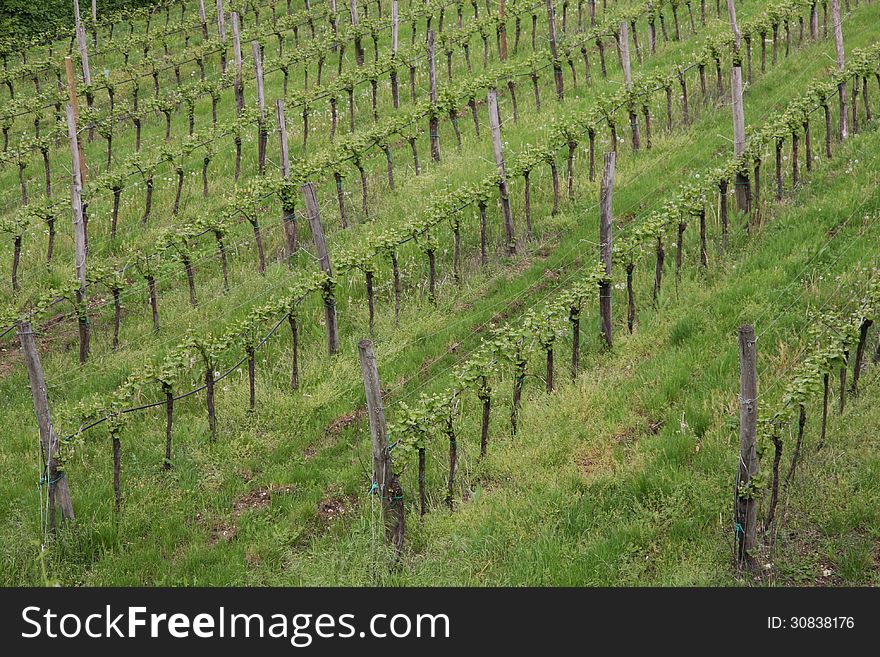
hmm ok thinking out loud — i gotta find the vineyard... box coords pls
[1,0,879,586]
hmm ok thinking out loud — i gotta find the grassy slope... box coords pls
[0,1,878,585]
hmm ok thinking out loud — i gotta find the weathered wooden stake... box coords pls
[736,324,758,572]
[73,0,92,90]
[488,88,516,254]
[302,183,340,355]
[217,0,228,73]
[599,152,616,348]
[232,13,244,115]
[728,0,750,213]
[64,58,87,185]
[67,104,90,364]
[427,30,441,162]
[252,41,268,175]
[391,0,400,107]
[350,0,365,65]
[276,100,298,263]
[19,321,76,531]
[358,340,404,554]
[546,0,564,99]
[831,0,848,139]
[199,0,209,38]
[498,0,509,61]
[619,21,639,150]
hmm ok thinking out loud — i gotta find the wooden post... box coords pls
[499,0,508,60]
[67,104,87,294]
[252,41,267,175]
[358,339,405,554]
[277,100,298,263]
[199,0,209,38]
[620,22,633,90]
[64,57,87,185]
[302,183,340,355]
[546,0,564,100]
[599,152,615,349]
[831,0,848,139]
[736,324,758,573]
[232,12,244,114]
[67,99,91,366]
[620,21,639,150]
[330,0,338,41]
[391,1,399,52]
[727,0,750,213]
[350,0,364,65]
[18,321,75,532]
[810,1,820,39]
[217,0,226,35]
[391,0,400,107]
[217,0,228,73]
[73,0,92,87]
[428,30,441,162]
[488,88,516,254]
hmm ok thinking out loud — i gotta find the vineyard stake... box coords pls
[67,103,90,364]
[831,0,848,139]
[64,58,87,185]
[487,88,517,254]
[599,152,616,349]
[217,0,228,73]
[232,12,244,177]
[810,0,820,40]
[427,30,441,162]
[727,0,750,213]
[232,13,244,114]
[499,0,508,60]
[276,100,298,263]
[619,21,639,150]
[199,0,209,39]
[252,41,268,175]
[350,0,365,65]
[545,0,564,100]
[18,321,75,532]
[358,340,404,554]
[330,0,338,43]
[736,324,758,573]
[73,0,93,141]
[302,183,340,355]
[391,0,400,107]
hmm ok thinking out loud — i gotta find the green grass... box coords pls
[0,0,879,586]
